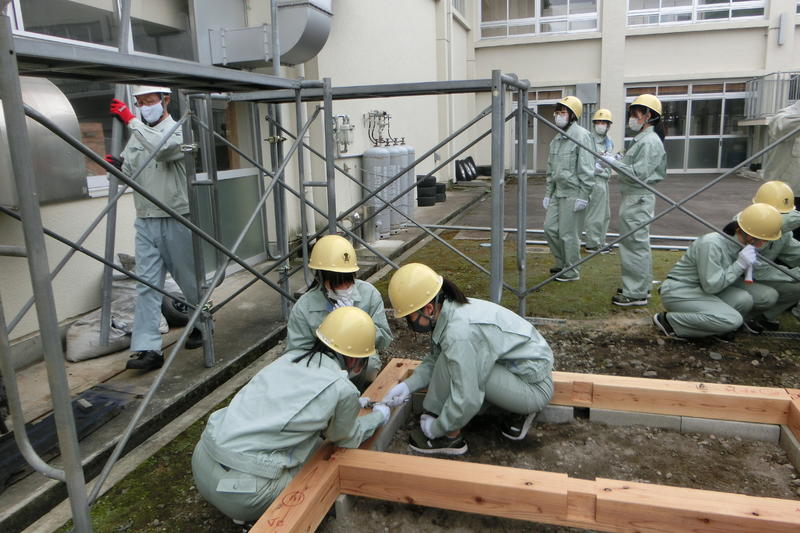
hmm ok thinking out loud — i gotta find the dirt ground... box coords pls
[318,315,800,533]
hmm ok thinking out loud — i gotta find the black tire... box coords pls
[466,159,478,178]
[463,160,476,181]
[455,161,467,181]
[417,196,436,207]
[416,175,436,187]
[161,291,189,327]
[435,183,446,193]
[476,165,492,176]
[465,156,476,168]
[435,192,446,203]
[417,184,436,197]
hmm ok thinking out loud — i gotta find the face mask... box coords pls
[327,285,355,306]
[628,116,643,132]
[594,124,608,135]
[406,311,435,333]
[140,102,164,124]
[554,114,569,128]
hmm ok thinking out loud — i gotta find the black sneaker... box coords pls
[652,312,676,337]
[758,317,780,331]
[713,330,737,343]
[555,274,580,282]
[501,411,538,441]
[549,267,561,274]
[612,293,648,307]
[184,327,204,350]
[408,429,468,455]
[125,350,164,371]
[741,320,764,335]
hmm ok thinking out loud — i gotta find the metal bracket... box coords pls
[265,135,286,144]
[180,143,199,153]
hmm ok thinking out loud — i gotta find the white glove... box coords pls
[600,154,617,166]
[372,403,390,425]
[542,197,550,209]
[594,161,604,173]
[736,244,758,269]
[358,397,372,408]
[614,152,623,161]
[381,382,410,407]
[420,413,436,439]
[574,198,588,212]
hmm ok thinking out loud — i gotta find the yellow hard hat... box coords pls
[309,235,359,273]
[315,306,376,358]
[752,180,794,213]
[131,85,171,97]
[557,96,583,120]
[388,263,443,318]
[592,108,613,123]
[630,94,662,116]
[736,203,783,241]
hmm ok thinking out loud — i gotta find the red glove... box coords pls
[104,154,124,171]
[110,99,135,125]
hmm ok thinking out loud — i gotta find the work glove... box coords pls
[381,382,410,407]
[736,244,758,269]
[358,397,372,409]
[420,413,436,439]
[110,98,135,125]
[594,161,605,173]
[372,403,390,425]
[542,197,550,209]
[600,154,617,166]
[104,154,124,171]
[574,198,588,212]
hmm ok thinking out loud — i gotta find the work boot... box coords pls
[408,429,468,456]
[501,411,538,441]
[184,327,204,350]
[125,350,164,371]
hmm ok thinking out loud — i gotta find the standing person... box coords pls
[286,234,391,388]
[653,203,782,340]
[543,96,595,281]
[192,307,389,525]
[381,263,554,455]
[583,108,614,253]
[602,94,666,307]
[105,86,203,371]
[763,100,800,239]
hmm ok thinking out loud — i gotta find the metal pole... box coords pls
[295,88,312,285]
[249,102,275,261]
[516,88,529,315]
[489,70,505,303]
[99,0,133,346]
[7,113,191,333]
[0,14,92,532]
[323,77,337,233]
[0,245,26,256]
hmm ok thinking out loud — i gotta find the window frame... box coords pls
[480,1,600,40]
[627,0,766,28]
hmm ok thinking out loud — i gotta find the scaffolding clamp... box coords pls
[180,143,199,153]
[265,135,286,144]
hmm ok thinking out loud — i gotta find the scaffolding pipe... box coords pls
[0,14,92,532]
[489,70,505,303]
[323,78,338,233]
[516,87,529,315]
[7,113,192,334]
[0,245,26,257]
[405,223,699,242]
[23,104,296,300]
[99,0,133,346]
[295,87,312,285]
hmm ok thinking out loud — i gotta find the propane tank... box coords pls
[362,145,391,240]
[387,142,409,232]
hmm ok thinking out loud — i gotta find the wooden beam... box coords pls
[595,477,800,533]
[787,389,800,442]
[359,358,418,450]
[249,444,340,533]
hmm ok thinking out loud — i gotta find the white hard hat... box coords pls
[131,85,171,97]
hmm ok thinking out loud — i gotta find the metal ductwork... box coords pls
[195,0,332,68]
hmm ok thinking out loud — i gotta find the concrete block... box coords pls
[334,494,354,520]
[680,417,780,443]
[590,408,681,431]
[368,400,411,452]
[780,426,800,471]
[535,405,574,424]
[411,391,425,416]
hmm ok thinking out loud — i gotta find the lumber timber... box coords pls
[595,477,800,533]
[359,358,418,450]
[787,389,800,442]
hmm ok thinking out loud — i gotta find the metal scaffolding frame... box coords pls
[3,2,800,532]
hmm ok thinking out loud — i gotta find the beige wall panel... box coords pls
[474,39,601,84]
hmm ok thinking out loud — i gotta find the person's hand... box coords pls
[358,397,372,409]
[420,413,436,439]
[104,154,123,171]
[600,154,617,166]
[372,403,390,425]
[110,98,135,125]
[381,382,410,407]
[542,197,550,209]
[736,244,758,269]
[574,198,588,212]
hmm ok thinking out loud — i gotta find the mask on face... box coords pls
[594,124,608,135]
[554,114,569,128]
[140,102,164,124]
[327,285,355,306]
[627,116,643,132]
[406,311,435,333]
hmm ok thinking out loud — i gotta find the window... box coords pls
[480,0,598,39]
[625,81,747,171]
[627,0,765,27]
[452,0,467,17]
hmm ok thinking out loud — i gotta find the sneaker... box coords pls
[125,350,164,371]
[758,317,780,331]
[584,246,610,255]
[549,267,561,274]
[652,313,676,337]
[555,274,580,282]
[612,293,648,307]
[616,287,651,296]
[408,429,468,455]
[713,330,737,343]
[501,411,538,441]
[741,320,764,335]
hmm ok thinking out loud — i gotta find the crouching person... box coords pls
[192,307,389,524]
[382,263,554,455]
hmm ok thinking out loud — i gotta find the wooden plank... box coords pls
[787,389,800,442]
[595,477,800,533]
[334,448,570,524]
[249,444,340,533]
[359,358,418,451]
[553,371,791,424]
